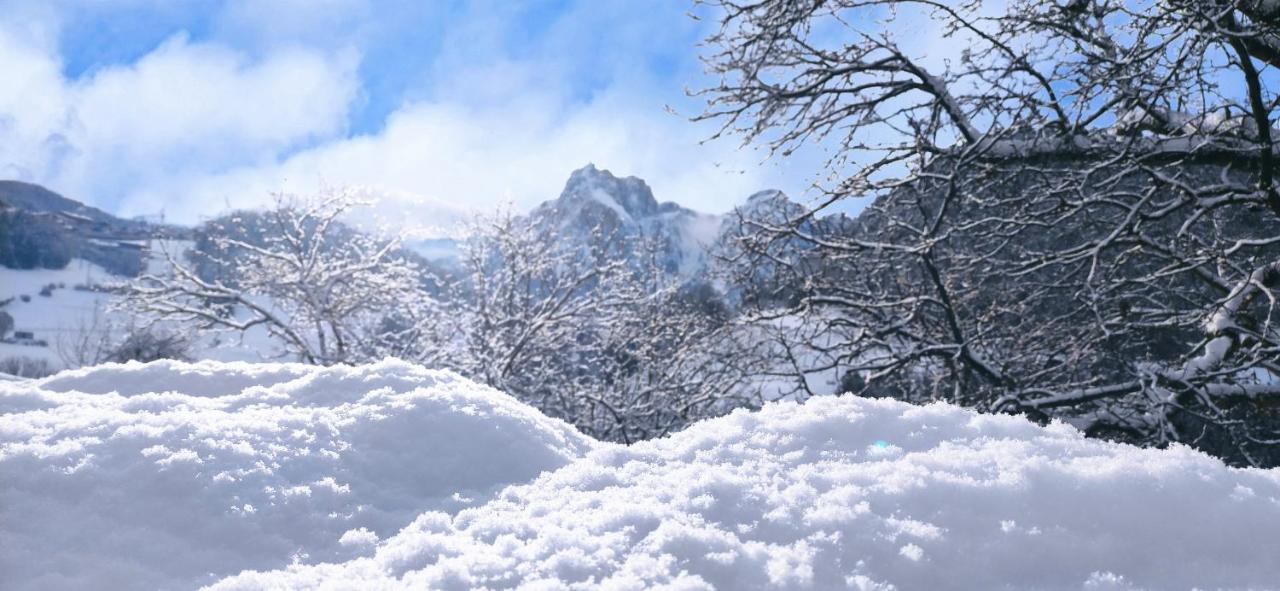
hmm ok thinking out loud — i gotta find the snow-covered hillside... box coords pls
[3,360,1279,590]
[0,244,293,373]
[0,258,124,369]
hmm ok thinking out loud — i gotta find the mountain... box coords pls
[529,164,724,277]
[1,171,828,287]
[455,164,841,290]
[0,181,143,229]
[0,181,165,276]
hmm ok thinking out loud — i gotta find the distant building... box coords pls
[5,331,49,347]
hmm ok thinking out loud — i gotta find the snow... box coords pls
[0,246,295,371]
[0,259,116,301]
[0,359,593,590]
[212,396,1280,590]
[589,186,635,223]
[4,360,1280,590]
[0,259,123,369]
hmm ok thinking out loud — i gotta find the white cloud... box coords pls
[0,25,359,216]
[141,84,800,230]
[76,37,352,158]
[109,1,821,229]
[0,26,73,181]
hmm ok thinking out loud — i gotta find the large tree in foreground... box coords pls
[700,0,1280,465]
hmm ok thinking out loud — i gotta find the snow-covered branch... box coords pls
[701,0,1280,465]
[122,189,443,366]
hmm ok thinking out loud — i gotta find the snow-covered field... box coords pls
[0,259,121,368]
[0,248,293,372]
[3,360,1280,590]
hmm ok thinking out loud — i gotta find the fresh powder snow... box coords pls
[0,359,592,590]
[3,360,1279,590]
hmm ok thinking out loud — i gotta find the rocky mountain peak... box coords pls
[558,164,660,222]
[745,189,786,204]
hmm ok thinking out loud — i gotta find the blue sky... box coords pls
[0,0,821,230]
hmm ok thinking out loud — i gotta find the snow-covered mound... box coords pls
[0,360,594,591]
[5,361,1280,590]
[214,396,1280,591]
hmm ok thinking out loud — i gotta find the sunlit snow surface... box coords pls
[3,361,1280,590]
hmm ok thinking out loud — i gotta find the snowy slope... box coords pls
[4,360,1280,590]
[0,259,125,369]
[0,359,593,590]
[0,243,289,372]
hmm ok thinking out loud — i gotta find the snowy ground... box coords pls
[0,259,120,369]
[0,248,293,372]
[3,360,1280,590]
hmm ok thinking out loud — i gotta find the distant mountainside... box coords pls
[401,164,831,294]
[0,181,166,276]
[710,187,861,309]
[0,181,142,228]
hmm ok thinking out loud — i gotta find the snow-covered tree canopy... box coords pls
[123,189,442,366]
[119,197,757,443]
[701,0,1280,465]
[452,209,762,442]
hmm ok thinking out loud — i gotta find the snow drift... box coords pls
[211,396,1280,591]
[3,361,1280,590]
[0,360,593,590]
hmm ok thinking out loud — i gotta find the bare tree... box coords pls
[578,243,768,442]
[0,356,54,379]
[700,0,1280,465]
[0,310,13,339]
[103,322,192,364]
[446,209,661,438]
[57,304,115,368]
[446,210,763,442]
[123,189,441,365]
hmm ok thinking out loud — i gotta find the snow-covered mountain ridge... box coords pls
[2,166,803,284]
[401,164,814,280]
